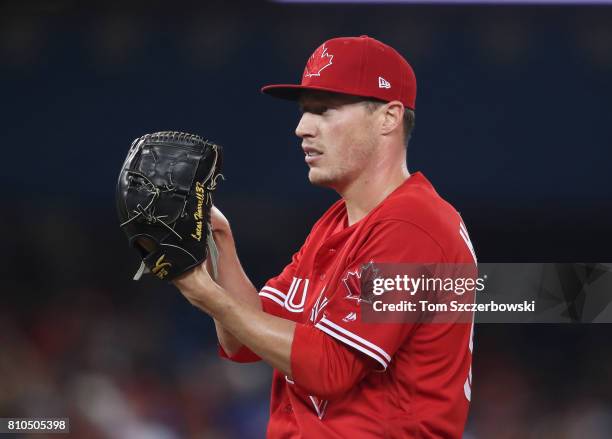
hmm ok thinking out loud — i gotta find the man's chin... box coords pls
[308,170,327,186]
[308,169,338,189]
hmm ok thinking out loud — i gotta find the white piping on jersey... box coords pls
[310,288,329,322]
[259,285,288,307]
[308,396,329,420]
[315,317,390,370]
[459,221,467,235]
[464,371,472,401]
[260,286,288,300]
[258,291,285,307]
[285,277,309,313]
[459,221,477,264]
[319,317,391,363]
[259,278,310,313]
[285,374,328,419]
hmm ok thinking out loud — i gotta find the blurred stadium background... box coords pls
[1,0,611,437]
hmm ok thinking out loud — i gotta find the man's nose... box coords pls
[295,113,316,139]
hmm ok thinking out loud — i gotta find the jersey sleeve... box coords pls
[290,322,375,400]
[258,257,297,314]
[257,229,316,317]
[218,343,261,363]
[313,220,447,371]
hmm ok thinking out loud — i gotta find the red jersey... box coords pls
[222,173,476,438]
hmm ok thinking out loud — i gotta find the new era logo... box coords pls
[378,76,391,89]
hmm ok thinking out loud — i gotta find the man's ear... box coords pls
[379,101,404,136]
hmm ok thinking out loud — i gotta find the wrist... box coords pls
[173,264,209,300]
[176,265,234,318]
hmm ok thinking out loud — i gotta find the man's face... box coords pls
[296,91,379,190]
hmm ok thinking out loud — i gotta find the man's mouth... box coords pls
[303,145,323,157]
[303,146,323,165]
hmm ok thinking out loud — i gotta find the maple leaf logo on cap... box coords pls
[304,44,333,78]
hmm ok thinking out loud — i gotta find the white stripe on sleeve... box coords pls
[258,291,285,307]
[314,318,390,370]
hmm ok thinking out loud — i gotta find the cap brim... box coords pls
[261,84,365,102]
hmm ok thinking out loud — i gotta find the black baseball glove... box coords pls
[116,131,223,281]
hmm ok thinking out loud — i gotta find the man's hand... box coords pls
[173,262,219,311]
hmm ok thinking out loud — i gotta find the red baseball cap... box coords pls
[261,35,416,110]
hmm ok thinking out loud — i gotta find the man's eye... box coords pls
[312,106,328,115]
[300,105,330,115]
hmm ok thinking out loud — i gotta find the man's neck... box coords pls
[341,165,410,227]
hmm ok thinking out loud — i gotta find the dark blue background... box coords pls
[1,2,611,438]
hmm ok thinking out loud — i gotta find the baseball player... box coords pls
[174,35,476,438]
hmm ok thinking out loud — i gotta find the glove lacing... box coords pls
[119,170,183,241]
